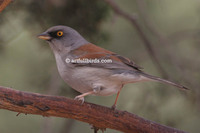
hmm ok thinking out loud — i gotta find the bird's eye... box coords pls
[57,31,63,37]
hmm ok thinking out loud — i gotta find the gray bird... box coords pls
[38,25,188,108]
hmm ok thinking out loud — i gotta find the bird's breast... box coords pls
[53,53,122,96]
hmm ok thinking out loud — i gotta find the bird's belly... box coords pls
[60,67,122,96]
[53,53,122,96]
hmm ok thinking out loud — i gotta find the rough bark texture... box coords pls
[0,86,187,133]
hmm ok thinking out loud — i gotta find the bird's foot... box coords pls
[111,104,116,110]
[74,95,84,104]
[74,91,94,104]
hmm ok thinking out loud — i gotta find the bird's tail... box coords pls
[140,72,189,90]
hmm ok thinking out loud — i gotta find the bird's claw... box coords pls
[74,96,84,104]
[111,104,116,110]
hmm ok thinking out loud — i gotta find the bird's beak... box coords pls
[37,32,52,41]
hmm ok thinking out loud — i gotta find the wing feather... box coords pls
[69,43,142,71]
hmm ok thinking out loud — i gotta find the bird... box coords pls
[38,25,188,108]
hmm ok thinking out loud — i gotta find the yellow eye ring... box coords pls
[57,31,63,37]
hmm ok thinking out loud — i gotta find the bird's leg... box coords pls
[111,85,123,109]
[74,91,94,104]
[74,86,102,104]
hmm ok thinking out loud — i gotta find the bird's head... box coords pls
[38,25,88,53]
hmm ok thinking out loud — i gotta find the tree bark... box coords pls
[0,0,12,12]
[0,86,187,133]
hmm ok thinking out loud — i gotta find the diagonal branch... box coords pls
[104,0,168,78]
[0,86,187,133]
[0,0,13,12]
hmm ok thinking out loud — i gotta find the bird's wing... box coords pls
[69,44,189,90]
[69,43,143,71]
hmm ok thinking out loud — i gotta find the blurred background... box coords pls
[0,0,200,132]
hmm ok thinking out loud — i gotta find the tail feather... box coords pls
[141,73,189,90]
